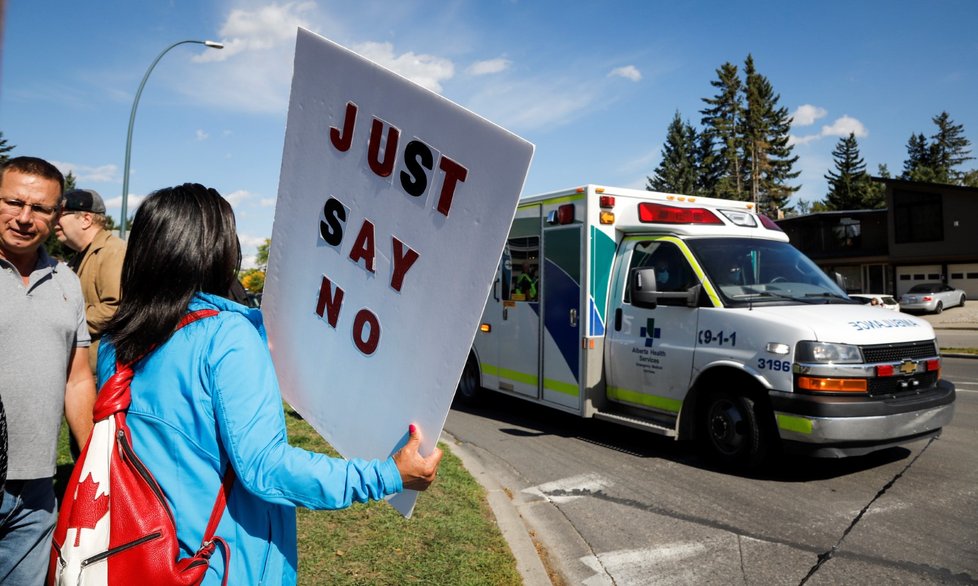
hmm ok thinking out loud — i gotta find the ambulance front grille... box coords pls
[867,371,940,396]
[861,340,938,364]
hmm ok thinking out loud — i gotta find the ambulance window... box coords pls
[625,240,695,302]
[507,236,539,302]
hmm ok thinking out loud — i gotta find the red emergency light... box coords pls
[638,202,722,225]
[759,214,784,232]
[556,203,575,224]
[599,196,615,209]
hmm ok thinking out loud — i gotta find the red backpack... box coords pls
[49,310,234,585]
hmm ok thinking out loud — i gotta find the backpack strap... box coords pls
[200,466,236,586]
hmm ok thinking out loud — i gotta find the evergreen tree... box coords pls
[740,55,799,215]
[824,133,874,210]
[864,163,889,209]
[963,169,978,188]
[647,111,699,195]
[901,133,934,182]
[694,131,723,196]
[0,132,14,163]
[699,62,744,200]
[928,111,973,184]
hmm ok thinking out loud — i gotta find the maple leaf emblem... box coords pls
[68,473,109,547]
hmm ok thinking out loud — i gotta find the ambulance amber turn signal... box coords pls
[797,376,868,393]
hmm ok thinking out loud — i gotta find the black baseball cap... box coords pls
[63,189,106,214]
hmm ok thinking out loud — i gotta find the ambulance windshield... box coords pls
[687,237,848,306]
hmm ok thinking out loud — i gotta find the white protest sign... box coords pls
[262,28,533,516]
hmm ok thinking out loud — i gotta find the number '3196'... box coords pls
[757,358,791,371]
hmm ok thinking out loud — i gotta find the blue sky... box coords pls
[3,0,976,266]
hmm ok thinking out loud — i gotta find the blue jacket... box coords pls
[98,293,402,585]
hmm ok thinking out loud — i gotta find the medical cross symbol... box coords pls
[639,318,660,347]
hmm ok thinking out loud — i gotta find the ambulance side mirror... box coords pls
[629,267,660,309]
[630,268,702,309]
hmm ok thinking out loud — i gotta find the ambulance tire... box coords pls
[700,390,770,470]
[455,354,483,405]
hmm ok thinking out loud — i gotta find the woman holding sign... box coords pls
[94,183,442,584]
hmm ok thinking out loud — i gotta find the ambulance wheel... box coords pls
[455,355,482,405]
[700,390,769,470]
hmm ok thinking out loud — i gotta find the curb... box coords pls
[441,430,553,586]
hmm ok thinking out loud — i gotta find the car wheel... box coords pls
[454,354,482,405]
[699,390,771,470]
[960,295,966,308]
[934,301,943,314]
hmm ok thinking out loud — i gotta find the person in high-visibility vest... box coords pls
[517,261,538,301]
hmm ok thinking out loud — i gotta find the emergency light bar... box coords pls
[638,202,722,225]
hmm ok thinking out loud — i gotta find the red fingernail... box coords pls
[409,424,417,435]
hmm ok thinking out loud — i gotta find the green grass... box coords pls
[941,346,978,355]
[56,408,521,586]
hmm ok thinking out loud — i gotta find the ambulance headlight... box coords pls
[795,341,862,364]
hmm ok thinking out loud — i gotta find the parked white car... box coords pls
[899,283,967,314]
[849,293,901,311]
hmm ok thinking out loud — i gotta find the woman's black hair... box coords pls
[103,183,241,365]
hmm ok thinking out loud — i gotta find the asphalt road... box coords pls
[445,357,978,585]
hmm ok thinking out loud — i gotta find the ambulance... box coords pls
[456,185,956,468]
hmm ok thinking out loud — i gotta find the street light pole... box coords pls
[120,39,223,239]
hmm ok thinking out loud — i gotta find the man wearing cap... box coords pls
[55,188,126,373]
[0,156,96,583]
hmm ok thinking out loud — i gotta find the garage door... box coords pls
[948,263,978,298]
[896,265,942,296]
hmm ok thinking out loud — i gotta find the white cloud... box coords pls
[52,161,119,183]
[238,233,269,249]
[820,115,867,138]
[464,76,602,131]
[224,189,251,206]
[608,65,642,82]
[192,2,316,63]
[196,129,209,141]
[102,193,145,213]
[467,58,511,76]
[352,41,455,93]
[791,104,827,127]
[178,2,318,114]
[789,115,867,146]
[259,197,277,207]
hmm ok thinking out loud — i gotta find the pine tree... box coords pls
[865,163,889,209]
[928,111,973,184]
[694,131,723,196]
[824,133,874,210]
[699,63,744,200]
[0,132,15,164]
[901,133,934,182]
[647,111,699,195]
[740,55,799,215]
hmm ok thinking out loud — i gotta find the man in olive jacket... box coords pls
[55,188,126,372]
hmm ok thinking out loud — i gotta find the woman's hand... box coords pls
[393,424,443,491]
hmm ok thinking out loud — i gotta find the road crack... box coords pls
[798,436,936,585]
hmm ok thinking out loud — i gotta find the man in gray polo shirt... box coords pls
[0,156,96,584]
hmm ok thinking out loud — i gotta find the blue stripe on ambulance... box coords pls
[543,258,580,381]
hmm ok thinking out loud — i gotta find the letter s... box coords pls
[320,197,347,247]
[399,140,433,197]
